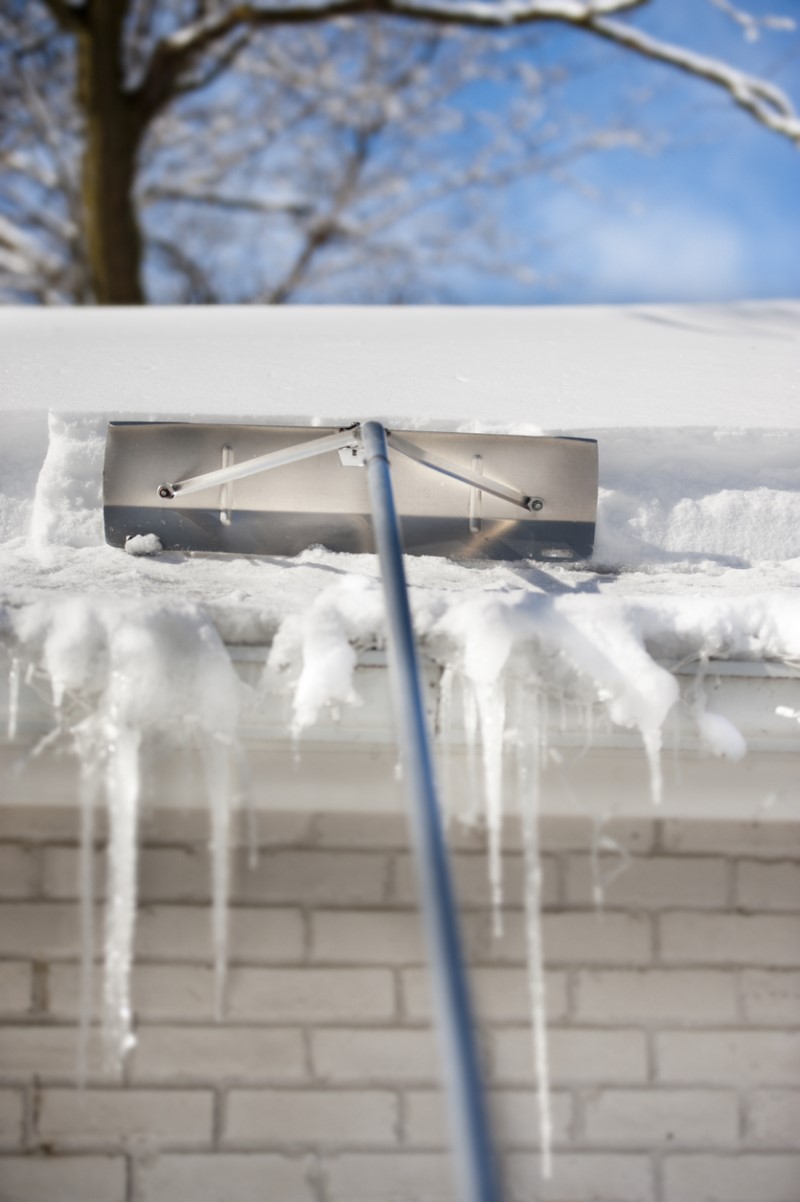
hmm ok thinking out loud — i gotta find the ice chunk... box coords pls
[124,533,163,557]
[696,709,747,760]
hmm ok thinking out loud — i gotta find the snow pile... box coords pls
[595,427,800,567]
[29,413,106,552]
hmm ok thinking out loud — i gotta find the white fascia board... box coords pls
[1,651,799,822]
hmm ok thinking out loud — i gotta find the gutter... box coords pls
[1,653,798,822]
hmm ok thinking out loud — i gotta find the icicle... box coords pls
[236,745,260,871]
[77,758,100,1086]
[102,725,141,1068]
[290,725,302,769]
[641,727,664,806]
[436,664,455,819]
[590,822,631,910]
[474,679,506,937]
[7,657,21,741]
[514,680,553,1179]
[461,675,481,825]
[200,737,233,1021]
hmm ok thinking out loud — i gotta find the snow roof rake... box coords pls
[104,420,598,1202]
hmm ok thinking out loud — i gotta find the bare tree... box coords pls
[1,0,798,306]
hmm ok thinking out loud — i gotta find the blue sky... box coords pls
[460,0,800,305]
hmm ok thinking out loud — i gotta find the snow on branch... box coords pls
[136,0,647,118]
[708,0,796,44]
[138,0,800,144]
[587,15,800,143]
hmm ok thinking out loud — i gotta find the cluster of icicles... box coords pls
[6,588,698,1179]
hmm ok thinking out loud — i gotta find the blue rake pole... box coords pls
[361,421,502,1202]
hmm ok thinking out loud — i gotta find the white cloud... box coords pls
[573,205,747,302]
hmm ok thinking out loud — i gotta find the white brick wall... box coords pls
[0,810,798,1202]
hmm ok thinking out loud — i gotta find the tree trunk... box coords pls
[78,1,144,304]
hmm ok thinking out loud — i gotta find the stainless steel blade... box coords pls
[103,422,598,561]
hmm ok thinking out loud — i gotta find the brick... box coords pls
[462,912,650,967]
[312,911,423,964]
[493,1029,647,1085]
[737,861,800,912]
[657,1032,800,1086]
[311,813,410,848]
[225,1089,397,1146]
[405,1089,573,1148]
[748,1091,800,1147]
[136,1153,314,1202]
[392,853,558,909]
[663,1155,800,1202]
[662,820,800,858]
[0,846,37,898]
[313,1030,438,1084]
[140,809,310,846]
[575,970,738,1024]
[42,846,104,899]
[38,1088,213,1148]
[538,817,656,854]
[0,806,82,841]
[0,1027,118,1083]
[0,1156,126,1202]
[136,905,303,962]
[584,1089,737,1148]
[506,1152,653,1202]
[232,812,313,847]
[230,851,388,906]
[401,967,568,1024]
[544,913,651,965]
[0,903,85,958]
[0,1090,23,1147]
[0,962,31,1014]
[565,855,727,910]
[227,967,393,1022]
[741,970,800,1024]
[138,847,210,901]
[131,1027,306,1083]
[661,914,800,967]
[47,964,216,1021]
[43,846,326,903]
[324,1152,452,1200]
[461,911,528,964]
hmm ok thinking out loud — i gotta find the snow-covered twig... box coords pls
[138,0,800,144]
[587,14,800,143]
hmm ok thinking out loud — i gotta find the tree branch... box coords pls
[135,0,800,145]
[39,0,88,35]
[585,14,800,143]
[142,186,313,217]
[134,0,646,121]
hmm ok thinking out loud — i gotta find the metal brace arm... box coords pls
[386,431,543,512]
[157,427,358,499]
[157,423,543,516]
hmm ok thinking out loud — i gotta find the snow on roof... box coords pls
[1,301,799,428]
